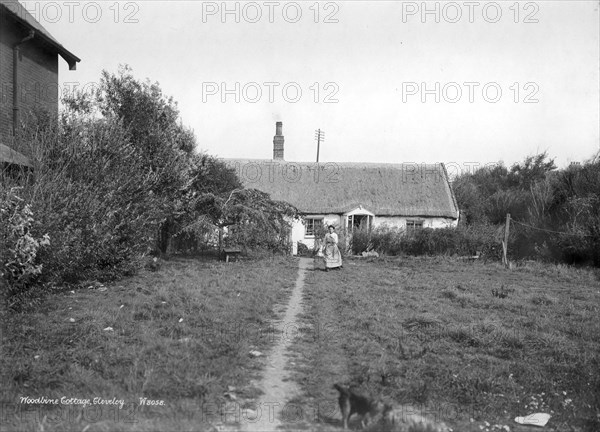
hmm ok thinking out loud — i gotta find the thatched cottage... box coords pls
[225,122,459,254]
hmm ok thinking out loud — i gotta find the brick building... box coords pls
[0,0,79,166]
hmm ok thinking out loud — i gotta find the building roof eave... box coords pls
[0,0,81,69]
[0,143,32,167]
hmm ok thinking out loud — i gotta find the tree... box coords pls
[454,153,557,225]
[53,65,302,257]
[186,188,300,254]
[66,65,200,253]
[219,188,300,253]
[97,65,195,193]
[549,160,600,265]
[508,152,556,190]
[165,154,242,253]
[453,175,487,225]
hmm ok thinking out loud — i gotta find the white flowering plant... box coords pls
[1,188,50,309]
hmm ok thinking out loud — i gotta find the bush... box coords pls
[453,153,600,267]
[369,225,405,255]
[349,223,502,259]
[350,227,372,255]
[10,113,165,287]
[403,228,465,256]
[296,242,310,256]
[351,224,404,255]
[0,188,50,309]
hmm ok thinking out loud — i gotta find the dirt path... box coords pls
[240,257,311,431]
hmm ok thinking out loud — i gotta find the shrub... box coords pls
[348,223,502,259]
[0,188,50,309]
[350,226,372,255]
[350,224,404,255]
[453,153,600,267]
[296,242,310,256]
[405,225,502,258]
[189,188,299,256]
[404,228,465,256]
[370,225,405,255]
[12,113,165,286]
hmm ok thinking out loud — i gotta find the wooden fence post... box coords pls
[502,213,511,268]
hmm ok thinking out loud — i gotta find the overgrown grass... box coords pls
[290,257,600,431]
[0,256,298,432]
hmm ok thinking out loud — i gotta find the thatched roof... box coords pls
[0,0,80,70]
[223,159,459,218]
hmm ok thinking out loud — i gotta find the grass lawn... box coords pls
[2,255,599,432]
[288,257,600,432]
[1,256,299,432]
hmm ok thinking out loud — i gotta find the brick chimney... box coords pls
[273,121,284,160]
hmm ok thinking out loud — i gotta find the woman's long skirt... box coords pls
[323,243,342,268]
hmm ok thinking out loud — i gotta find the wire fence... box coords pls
[509,217,596,237]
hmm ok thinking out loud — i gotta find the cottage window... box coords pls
[406,220,424,235]
[305,218,323,237]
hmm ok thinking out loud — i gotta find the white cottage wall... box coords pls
[373,217,458,230]
[291,214,342,253]
[290,215,457,255]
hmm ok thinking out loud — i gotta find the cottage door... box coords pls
[348,214,372,232]
[345,207,375,254]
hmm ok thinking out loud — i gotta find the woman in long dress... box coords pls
[323,225,343,271]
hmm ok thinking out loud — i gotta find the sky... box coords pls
[23,0,600,172]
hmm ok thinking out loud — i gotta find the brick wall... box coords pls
[0,14,59,146]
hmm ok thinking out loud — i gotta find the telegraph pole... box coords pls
[315,129,325,162]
